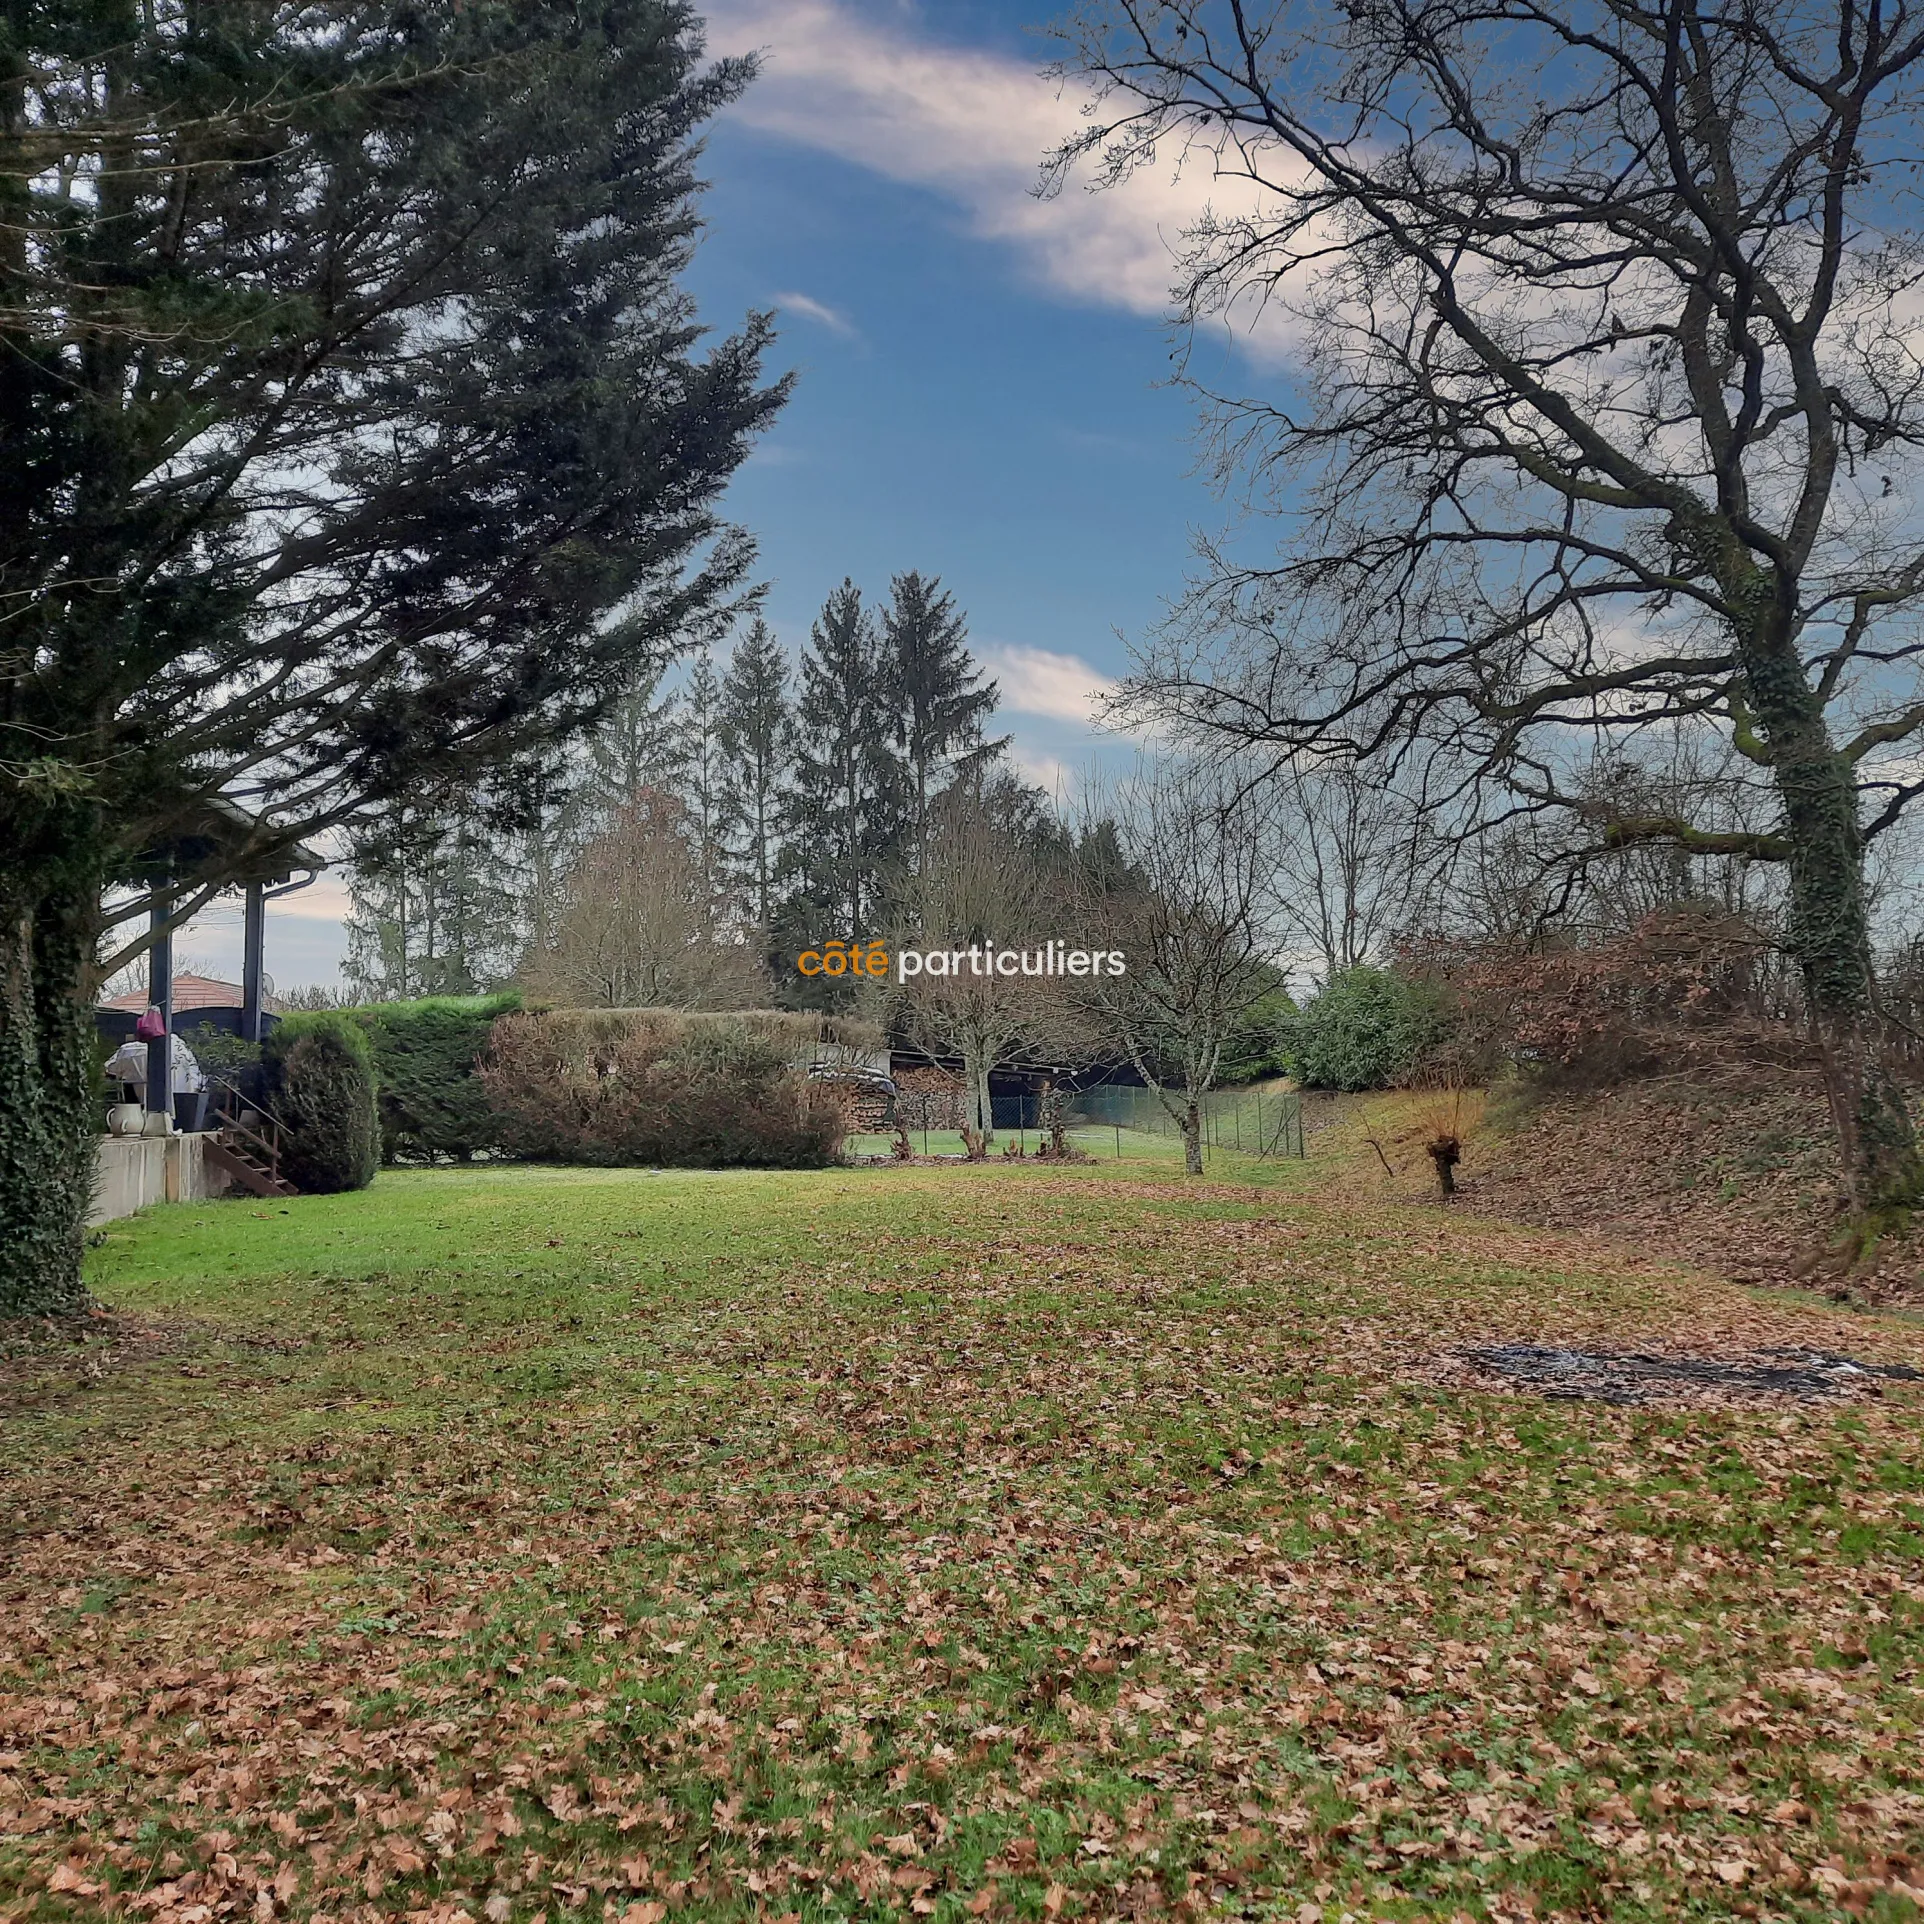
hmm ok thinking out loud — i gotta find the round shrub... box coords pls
[1288,966,1443,1091]
[264,1012,379,1193]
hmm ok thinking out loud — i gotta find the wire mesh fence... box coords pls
[1064,1083,1305,1159]
[846,1082,1305,1160]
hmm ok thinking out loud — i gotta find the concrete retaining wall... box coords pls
[91,1133,224,1226]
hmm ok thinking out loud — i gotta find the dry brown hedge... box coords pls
[480,1009,878,1167]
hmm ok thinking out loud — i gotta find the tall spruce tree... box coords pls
[883,573,1007,858]
[679,650,729,902]
[344,805,524,1000]
[786,582,898,938]
[0,1,785,1313]
[716,620,792,927]
[587,663,688,817]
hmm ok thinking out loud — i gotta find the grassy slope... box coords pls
[2,1146,1923,1923]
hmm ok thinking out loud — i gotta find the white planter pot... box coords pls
[107,1103,145,1137]
[141,1110,173,1138]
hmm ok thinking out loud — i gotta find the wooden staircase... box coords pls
[205,1079,299,1199]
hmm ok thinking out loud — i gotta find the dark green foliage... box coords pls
[182,1024,262,1085]
[264,1015,379,1195]
[717,619,792,928]
[883,571,1006,853]
[1217,984,1298,1085]
[482,1009,849,1167]
[1,0,784,1291]
[344,808,527,1002]
[1287,967,1444,1092]
[351,993,522,1164]
[0,832,101,1316]
[785,582,901,948]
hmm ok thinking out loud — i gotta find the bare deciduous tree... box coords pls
[521,792,765,1011]
[1082,762,1277,1175]
[895,800,1083,1145]
[1055,0,1924,1225]
[1270,756,1426,980]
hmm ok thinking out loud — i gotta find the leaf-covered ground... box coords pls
[4,1146,1924,1924]
[1310,1074,1924,1305]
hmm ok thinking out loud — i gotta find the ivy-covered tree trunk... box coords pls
[1741,613,1923,1225]
[0,860,103,1317]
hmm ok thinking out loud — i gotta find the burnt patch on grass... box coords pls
[1459,1341,1924,1404]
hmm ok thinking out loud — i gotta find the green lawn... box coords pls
[4,1145,1924,1922]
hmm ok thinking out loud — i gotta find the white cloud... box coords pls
[773,289,857,337]
[704,0,1300,359]
[979,642,1117,726]
[1008,741,1079,802]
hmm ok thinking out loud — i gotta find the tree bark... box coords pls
[974,1061,995,1148]
[1739,601,1923,1220]
[1182,1101,1204,1176]
[0,868,103,1317]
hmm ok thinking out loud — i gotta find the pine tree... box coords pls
[0,0,784,1311]
[786,582,898,936]
[345,806,524,1000]
[883,572,1007,860]
[503,766,599,970]
[587,663,687,815]
[679,651,729,901]
[716,620,792,927]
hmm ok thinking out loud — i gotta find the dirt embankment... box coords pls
[1302,1073,1924,1304]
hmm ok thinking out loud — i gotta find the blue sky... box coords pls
[189,0,1287,992]
[688,0,1222,796]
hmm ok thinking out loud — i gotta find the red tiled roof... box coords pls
[101,972,286,1015]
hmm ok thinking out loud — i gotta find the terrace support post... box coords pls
[145,889,172,1116]
[241,882,265,1043]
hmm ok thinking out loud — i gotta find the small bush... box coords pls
[481,1009,850,1167]
[351,991,521,1163]
[1436,911,1793,1088]
[1288,966,1444,1091]
[264,1012,380,1193]
[182,1022,267,1112]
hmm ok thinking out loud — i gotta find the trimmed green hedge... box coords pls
[349,991,521,1163]
[264,1012,380,1193]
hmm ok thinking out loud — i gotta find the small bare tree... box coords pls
[896,797,1085,1146]
[521,790,766,1010]
[1055,0,1924,1227]
[1083,761,1278,1175]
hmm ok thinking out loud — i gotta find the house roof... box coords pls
[101,973,286,1015]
